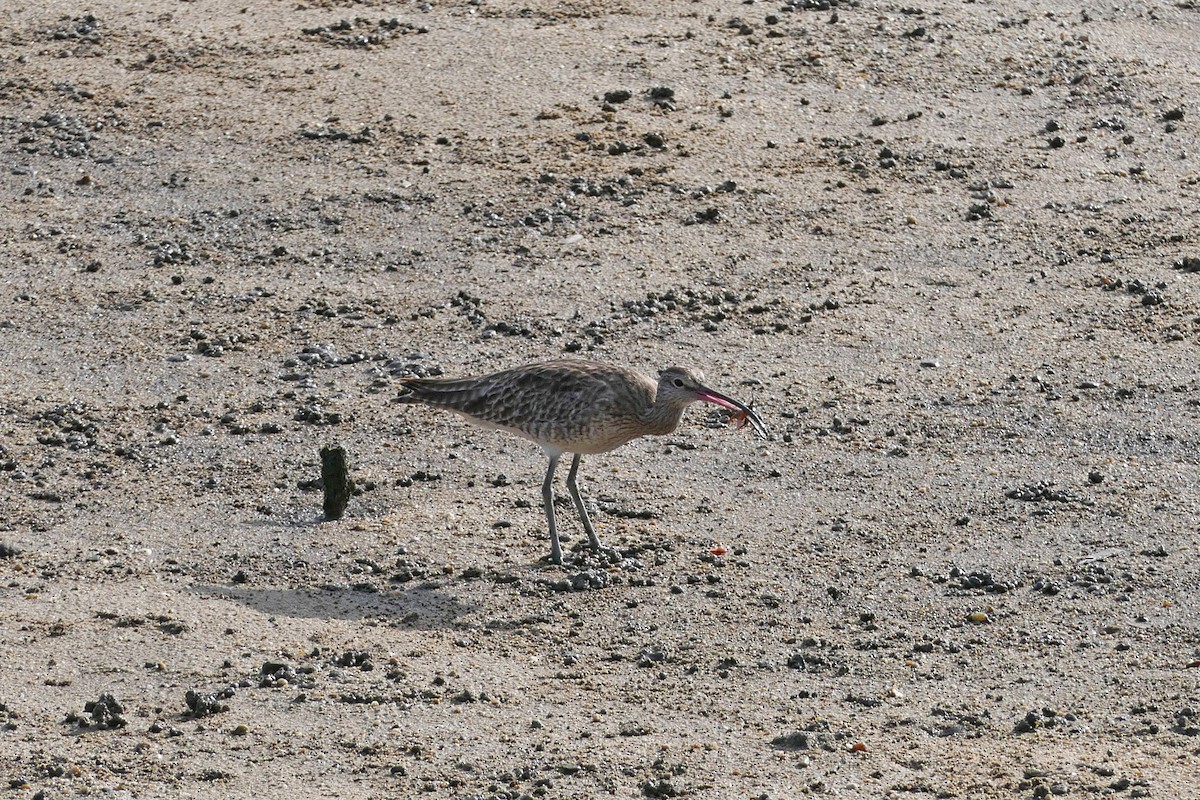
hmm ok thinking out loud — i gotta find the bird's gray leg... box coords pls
[543,454,563,565]
[566,453,603,553]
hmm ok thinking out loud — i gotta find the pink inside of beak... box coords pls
[696,391,743,412]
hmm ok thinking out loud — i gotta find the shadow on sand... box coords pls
[190,581,473,629]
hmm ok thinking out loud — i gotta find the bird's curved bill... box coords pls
[695,387,771,440]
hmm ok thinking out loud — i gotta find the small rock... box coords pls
[82,693,126,729]
[185,688,232,717]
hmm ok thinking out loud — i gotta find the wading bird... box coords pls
[396,360,769,564]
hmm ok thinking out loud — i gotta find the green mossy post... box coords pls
[320,445,353,520]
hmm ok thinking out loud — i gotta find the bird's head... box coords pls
[657,367,770,439]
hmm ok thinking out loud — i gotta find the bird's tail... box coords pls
[395,377,491,416]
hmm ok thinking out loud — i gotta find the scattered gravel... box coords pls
[2,2,1198,798]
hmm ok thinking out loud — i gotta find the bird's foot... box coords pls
[564,543,622,568]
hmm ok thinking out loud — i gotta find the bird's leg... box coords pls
[543,454,563,565]
[566,453,603,553]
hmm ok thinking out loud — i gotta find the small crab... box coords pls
[723,399,767,438]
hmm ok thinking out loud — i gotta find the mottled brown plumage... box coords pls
[397,359,769,564]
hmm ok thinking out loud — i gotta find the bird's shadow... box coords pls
[189,581,473,630]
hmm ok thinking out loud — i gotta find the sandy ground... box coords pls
[2,0,1199,797]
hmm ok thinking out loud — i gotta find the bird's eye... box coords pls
[672,378,684,388]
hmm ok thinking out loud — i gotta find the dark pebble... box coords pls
[185,688,232,717]
[81,693,127,729]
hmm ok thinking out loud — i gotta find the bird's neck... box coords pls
[640,399,689,436]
